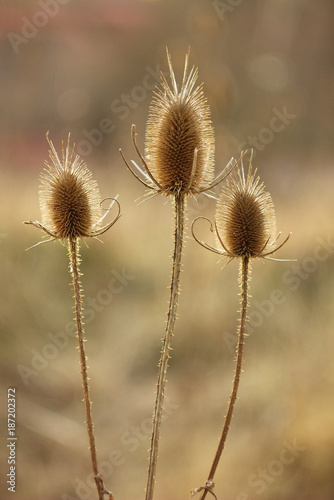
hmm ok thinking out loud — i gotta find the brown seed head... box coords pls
[39,134,102,240]
[216,162,277,258]
[145,49,215,195]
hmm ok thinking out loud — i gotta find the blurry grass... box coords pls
[1,160,334,500]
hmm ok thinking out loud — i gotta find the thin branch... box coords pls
[131,124,164,190]
[23,220,57,239]
[198,255,250,500]
[68,238,113,500]
[93,196,119,228]
[131,160,155,185]
[89,198,122,237]
[214,221,231,256]
[119,148,153,189]
[261,232,292,258]
[145,193,186,500]
[200,150,249,193]
[191,217,223,255]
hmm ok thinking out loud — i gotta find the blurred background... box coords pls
[1,0,334,499]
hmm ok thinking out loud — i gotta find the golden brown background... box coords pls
[1,1,334,499]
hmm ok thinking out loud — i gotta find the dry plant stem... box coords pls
[200,255,250,500]
[145,192,185,500]
[69,238,109,500]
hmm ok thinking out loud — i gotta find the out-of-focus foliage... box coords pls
[1,1,334,499]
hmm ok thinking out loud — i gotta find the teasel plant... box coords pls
[24,133,120,500]
[120,48,240,500]
[191,150,292,500]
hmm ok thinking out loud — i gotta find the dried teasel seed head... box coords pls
[216,160,277,258]
[39,133,103,240]
[145,49,215,195]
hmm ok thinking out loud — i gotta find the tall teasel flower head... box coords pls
[192,151,291,262]
[120,48,233,197]
[25,133,120,244]
[119,48,237,500]
[24,133,118,499]
[145,48,214,194]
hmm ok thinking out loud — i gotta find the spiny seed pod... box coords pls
[39,139,102,240]
[216,164,277,258]
[192,153,291,262]
[25,133,120,244]
[120,50,218,197]
[145,50,215,195]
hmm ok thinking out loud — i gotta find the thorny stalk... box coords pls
[145,193,185,500]
[69,237,113,500]
[199,255,250,500]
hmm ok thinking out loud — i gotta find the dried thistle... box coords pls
[25,132,119,244]
[120,49,236,198]
[120,49,237,500]
[215,162,278,259]
[25,133,119,500]
[144,49,215,195]
[193,151,291,263]
[191,151,291,500]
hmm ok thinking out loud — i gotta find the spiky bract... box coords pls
[145,50,215,195]
[216,165,276,258]
[39,135,102,240]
